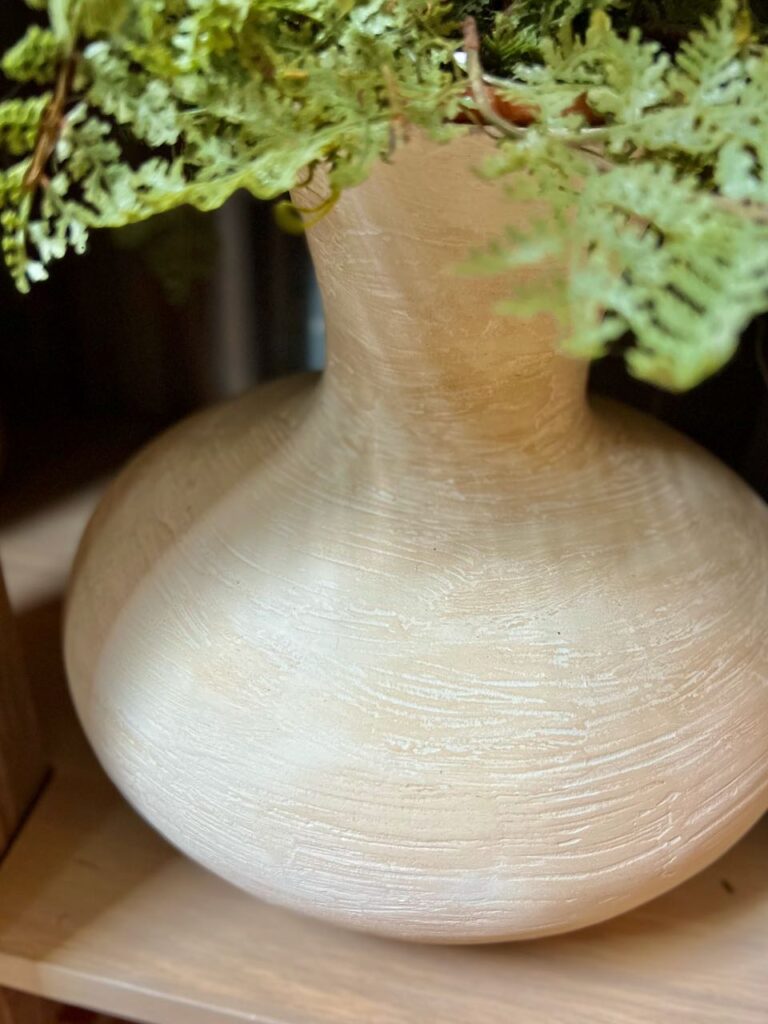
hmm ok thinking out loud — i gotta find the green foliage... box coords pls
[465,0,768,389]
[0,0,461,292]
[0,0,767,390]
[569,165,768,389]
[0,96,52,155]
[476,156,768,389]
[2,26,61,84]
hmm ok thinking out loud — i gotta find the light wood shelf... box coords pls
[0,494,766,1024]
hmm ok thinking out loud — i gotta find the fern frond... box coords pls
[1,0,768,389]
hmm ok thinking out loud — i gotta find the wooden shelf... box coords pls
[1,495,767,1024]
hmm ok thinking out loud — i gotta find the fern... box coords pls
[1,26,61,84]
[467,0,768,388]
[571,164,768,389]
[0,96,52,156]
[0,0,767,389]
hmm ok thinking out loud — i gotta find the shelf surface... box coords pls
[0,494,767,1024]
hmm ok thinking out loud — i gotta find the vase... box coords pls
[64,131,768,943]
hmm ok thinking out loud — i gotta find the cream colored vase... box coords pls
[65,133,768,943]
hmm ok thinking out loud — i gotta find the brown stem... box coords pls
[462,17,527,139]
[23,54,79,194]
[711,193,768,226]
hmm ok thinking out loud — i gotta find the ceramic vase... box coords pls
[64,132,768,943]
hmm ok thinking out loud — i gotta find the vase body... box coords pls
[65,132,768,943]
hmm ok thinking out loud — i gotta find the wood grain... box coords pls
[0,488,766,1024]
[0,565,46,855]
[64,131,768,941]
[0,988,129,1024]
[0,989,55,1024]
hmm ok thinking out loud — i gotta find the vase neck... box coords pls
[301,132,590,462]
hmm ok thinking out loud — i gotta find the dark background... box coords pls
[1,2,767,526]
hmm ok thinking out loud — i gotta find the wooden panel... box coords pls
[0,988,129,1024]
[0,566,46,854]
[0,989,55,1024]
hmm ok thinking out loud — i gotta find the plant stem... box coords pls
[462,17,528,139]
[23,54,78,194]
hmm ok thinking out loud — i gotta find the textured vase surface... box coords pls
[65,133,768,943]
